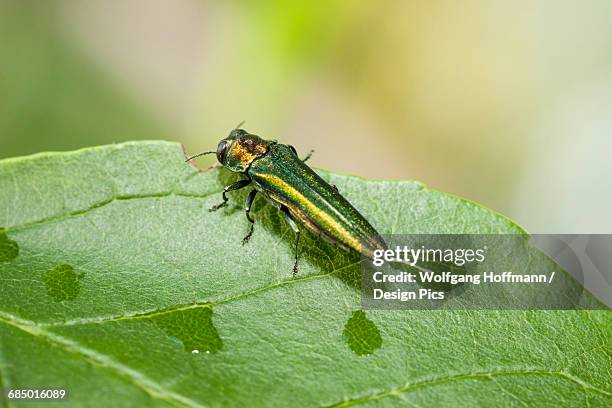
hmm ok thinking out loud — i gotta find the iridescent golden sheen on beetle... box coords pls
[187,127,387,275]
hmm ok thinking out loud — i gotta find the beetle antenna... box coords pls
[185,151,216,162]
[235,120,246,129]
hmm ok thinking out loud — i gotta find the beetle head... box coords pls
[215,128,274,172]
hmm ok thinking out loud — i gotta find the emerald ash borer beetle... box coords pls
[186,126,386,276]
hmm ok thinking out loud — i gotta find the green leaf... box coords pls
[0,141,609,407]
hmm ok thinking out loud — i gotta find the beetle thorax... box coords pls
[224,135,273,172]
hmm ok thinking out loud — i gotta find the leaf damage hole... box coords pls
[43,264,85,302]
[343,310,382,356]
[149,305,223,354]
[0,227,19,262]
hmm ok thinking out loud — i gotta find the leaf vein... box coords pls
[0,317,205,408]
[6,191,220,232]
[326,368,612,407]
[10,261,361,328]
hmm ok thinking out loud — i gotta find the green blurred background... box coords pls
[1,1,611,233]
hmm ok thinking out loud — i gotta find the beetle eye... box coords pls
[288,145,298,156]
[216,141,228,163]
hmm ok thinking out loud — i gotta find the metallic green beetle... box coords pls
[186,127,387,275]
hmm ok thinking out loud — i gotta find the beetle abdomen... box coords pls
[248,144,386,259]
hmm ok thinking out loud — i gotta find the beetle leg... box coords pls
[242,189,258,245]
[302,149,314,163]
[331,184,339,192]
[209,179,251,212]
[281,206,301,277]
